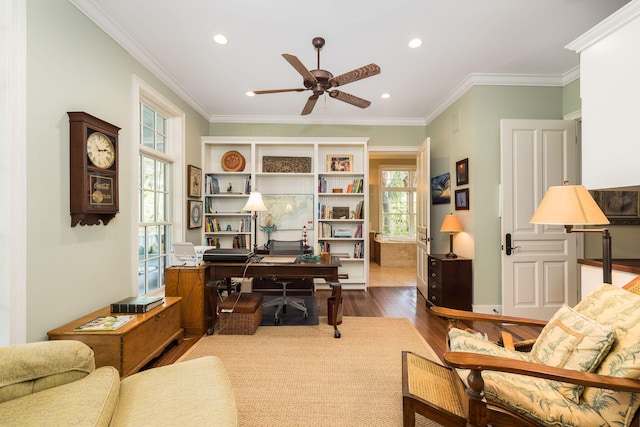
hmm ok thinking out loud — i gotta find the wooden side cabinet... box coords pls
[427,254,472,310]
[165,265,213,336]
[48,297,183,378]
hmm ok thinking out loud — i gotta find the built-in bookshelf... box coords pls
[201,137,369,289]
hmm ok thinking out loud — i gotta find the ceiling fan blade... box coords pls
[252,88,307,95]
[282,54,317,84]
[328,90,371,109]
[301,95,319,115]
[329,63,381,87]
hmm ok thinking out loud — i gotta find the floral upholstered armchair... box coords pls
[403,280,640,427]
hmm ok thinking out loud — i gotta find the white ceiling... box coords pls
[70,0,629,126]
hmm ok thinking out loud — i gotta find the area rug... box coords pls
[260,295,319,326]
[179,317,443,426]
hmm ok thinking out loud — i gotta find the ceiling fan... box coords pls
[251,37,381,115]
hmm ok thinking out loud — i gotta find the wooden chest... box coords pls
[47,297,183,377]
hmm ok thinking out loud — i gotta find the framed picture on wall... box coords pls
[188,200,203,228]
[590,190,640,225]
[188,165,202,198]
[456,158,469,186]
[431,172,451,205]
[327,154,353,172]
[455,189,469,210]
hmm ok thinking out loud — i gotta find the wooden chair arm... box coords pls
[444,352,640,393]
[430,306,547,328]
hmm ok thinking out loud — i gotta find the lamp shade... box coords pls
[242,191,267,212]
[440,214,463,233]
[530,184,609,225]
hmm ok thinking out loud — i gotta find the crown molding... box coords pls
[68,0,210,119]
[424,72,568,125]
[566,0,640,53]
[208,114,426,126]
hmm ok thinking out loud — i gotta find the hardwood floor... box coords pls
[147,267,539,369]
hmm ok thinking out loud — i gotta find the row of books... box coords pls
[232,234,250,249]
[318,223,362,238]
[204,175,251,195]
[317,177,364,193]
[205,217,249,233]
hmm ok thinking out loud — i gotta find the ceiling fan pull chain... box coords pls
[323,93,327,109]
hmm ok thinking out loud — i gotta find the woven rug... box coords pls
[260,295,319,326]
[179,317,444,426]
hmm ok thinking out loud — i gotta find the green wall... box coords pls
[426,85,565,307]
[25,0,209,341]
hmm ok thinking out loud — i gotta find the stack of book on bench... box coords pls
[110,296,164,313]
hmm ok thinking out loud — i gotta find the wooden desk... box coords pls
[206,258,343,338]
[48,297,183,377]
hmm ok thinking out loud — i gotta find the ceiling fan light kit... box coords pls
[252,37,381,115]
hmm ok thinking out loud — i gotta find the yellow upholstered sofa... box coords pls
[0,340,237,426]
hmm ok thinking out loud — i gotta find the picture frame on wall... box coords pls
[327,154,353,172]
[455,189,469,210]
[188,165,202,198]
[590,190,640,225]
[456,158,469,186]
[431,172,451,205]
[188,200,203,228]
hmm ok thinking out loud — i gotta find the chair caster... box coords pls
[303,312,308,319]
[274,317,280,324]
[334,329,341,339]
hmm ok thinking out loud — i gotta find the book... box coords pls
[74,315,134,331]
[110,296,164,314]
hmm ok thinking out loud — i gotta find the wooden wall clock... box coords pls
[68,112,121,226]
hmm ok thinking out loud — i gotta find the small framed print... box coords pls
[455,189,469,210]
[456,158,469,186]
[188,165,202,198]
[188,200,203,228]
[327,154,353,172]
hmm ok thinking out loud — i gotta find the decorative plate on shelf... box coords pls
[221,151,246,172]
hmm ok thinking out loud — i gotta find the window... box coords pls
[380,167,417,238]
[133,76,185,297]
[138,105,171,295]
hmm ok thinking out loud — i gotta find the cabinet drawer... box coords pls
[122,302,181,376]
[428,256,442,274]
[428,279,442,306]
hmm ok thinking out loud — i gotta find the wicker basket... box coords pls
[218,293,263,335]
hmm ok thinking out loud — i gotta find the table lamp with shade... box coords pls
[440,213,463,258]
[530,181,612,284]
[242,190,267,253]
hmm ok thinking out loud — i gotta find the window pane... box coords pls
[138,261,145,295]
[147,258,160,292]
[156,114,165,134]
[142,105,154,129]
[382,170,409,188]
[156,134,166,153]
[156,161,166,191]
[382,191,409,214]
[143,190,155,222]
[143,157,155,189]
[138,227,146,260]
[142,126,154,149]
[156,192,165,222]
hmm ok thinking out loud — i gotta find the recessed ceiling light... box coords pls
[381,93,391,99]
[213,34,228,45]
[408,38,423,49]
[246,91,255,97]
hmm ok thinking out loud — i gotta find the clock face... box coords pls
[86,132,115,169]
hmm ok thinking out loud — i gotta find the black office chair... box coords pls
[263,240,309,323]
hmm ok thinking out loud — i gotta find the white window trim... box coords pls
[379,164,417,238]
[131,75,185,295]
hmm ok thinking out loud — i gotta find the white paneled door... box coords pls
[416,138,430,298]
[500,119,577,320]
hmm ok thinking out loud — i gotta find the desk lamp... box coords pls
[440,214,463,258]
[242,190,267,253]
[530,181,611,284]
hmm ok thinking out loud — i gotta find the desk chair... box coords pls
[263,240,309,324]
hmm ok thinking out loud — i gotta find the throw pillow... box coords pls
[530,304,616,403]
